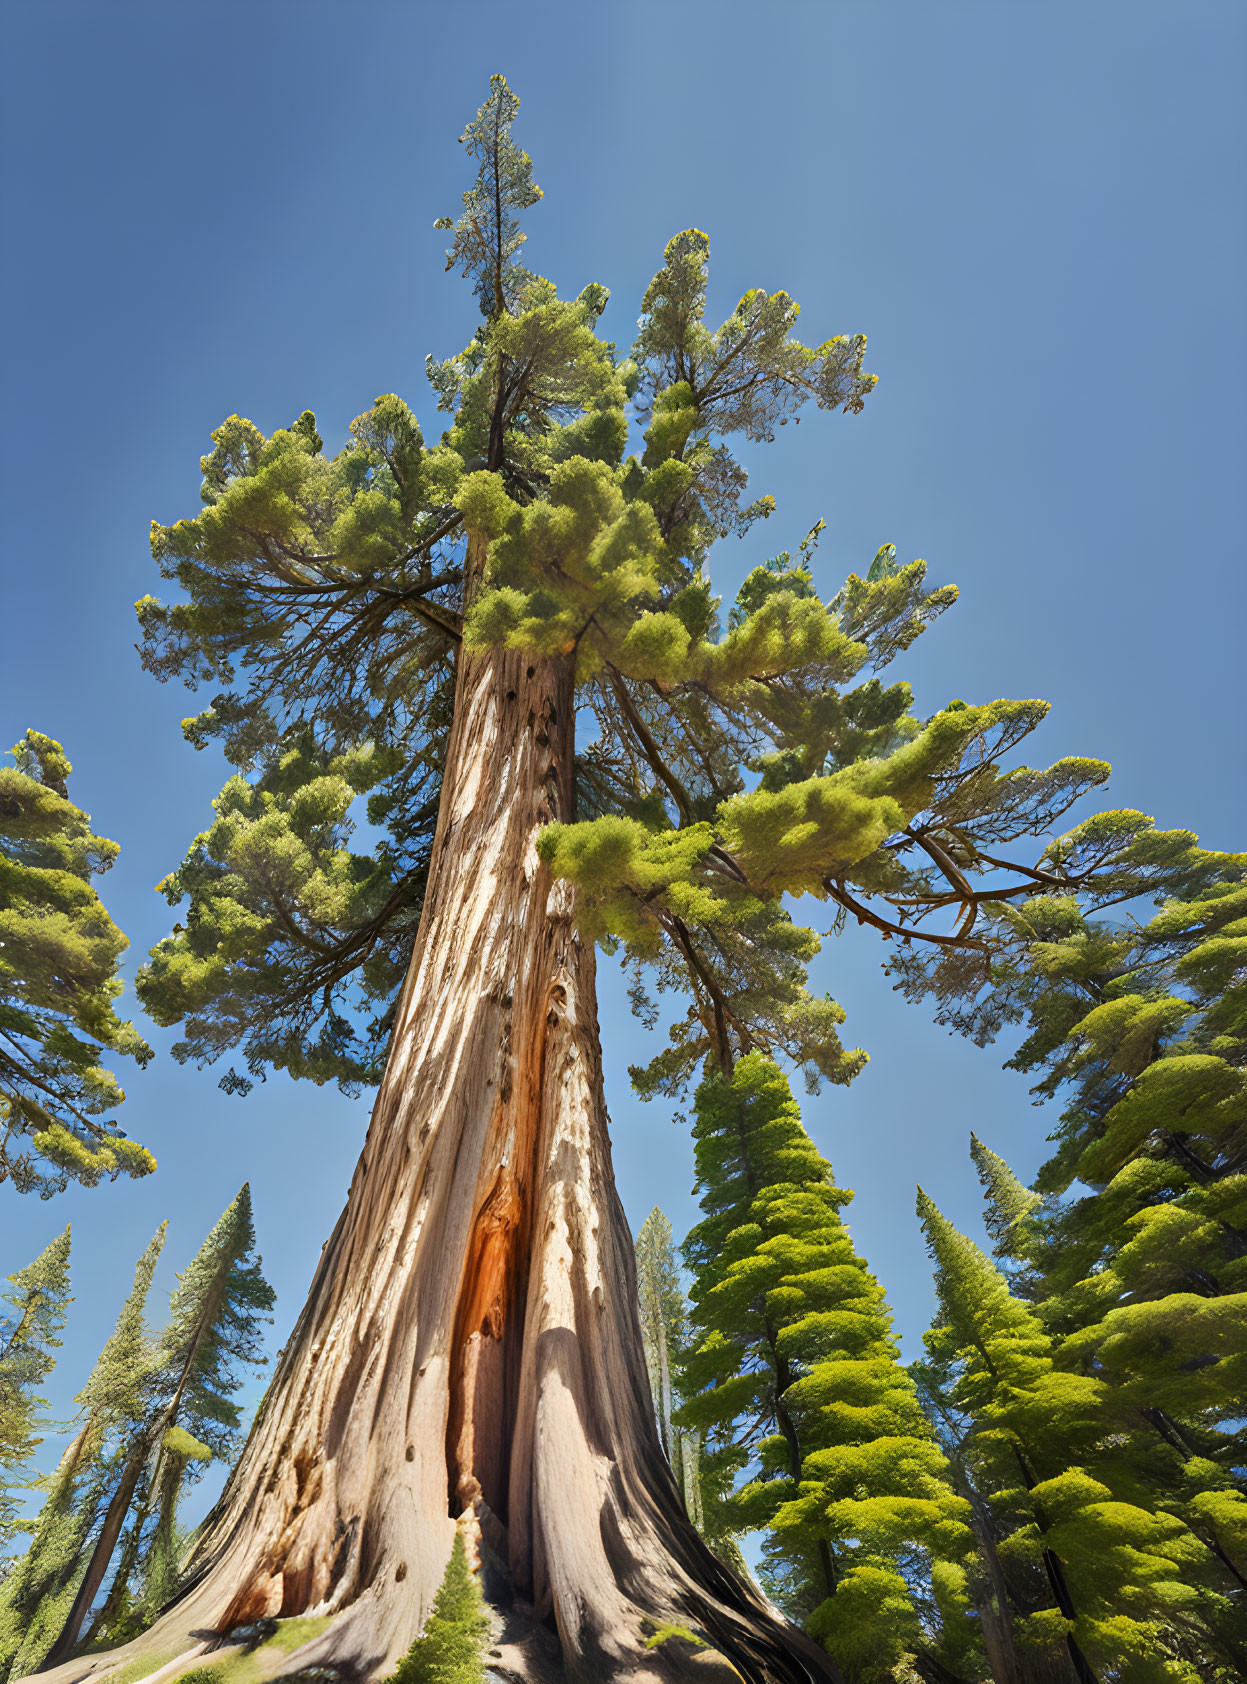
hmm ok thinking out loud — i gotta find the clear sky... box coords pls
[2,0,1244,1520]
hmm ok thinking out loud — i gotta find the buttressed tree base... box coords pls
[32,77,1170,1684]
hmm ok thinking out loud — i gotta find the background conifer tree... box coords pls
[902,840,1247,1666]
[0,732,153,1195]
[44,1188,273,1663]
[390,1533,488,1684]
[915,1190,1235,1683]
[0,1225,164,1680]
[635,1208,704,1533]
[968,1135,1041,1271]
[0,1228,71,1564]
[679,1055,975,1682]
[132,1422,211,1632]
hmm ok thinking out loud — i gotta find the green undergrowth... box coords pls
[98,1653,184,1684]
[124,1617,334,1684]
[643,1621,708,1653]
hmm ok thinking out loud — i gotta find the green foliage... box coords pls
[439,283,627,498]
[0,1226,162,1679]
[995,863,1245,1675]
[0,1228,71,1561]
[156,1183,275,1461]
[390,1534,488,1684]
[1,1193,276,1668]
[76,1225,166,1430]
[631,226,876,433]
[136,389,457,1096]
[133,77,1137,1146]
[0,732,153,1195]
[138,730,426,1094]
[968,1132,1041,1265]
[85,1186,274,1649]
[910,849,1247,1665]
[915,1190,1239,1682]
[82,1187,273,1650]
[678,1056,973,1680]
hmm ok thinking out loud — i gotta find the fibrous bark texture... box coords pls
[35,646,839,1684]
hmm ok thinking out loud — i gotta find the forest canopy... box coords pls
[129,74,1174,1127]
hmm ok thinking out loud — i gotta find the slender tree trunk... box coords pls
[38,630,839,1684]
[654,1304,674,1466]
[931,1433,1072,1684]
[964,1496,1023,1684]
[636,1250,674,1464]
[41,1431,153,1667]
[679,1431,703,1531]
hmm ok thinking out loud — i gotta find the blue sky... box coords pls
[2,0,1244,1516]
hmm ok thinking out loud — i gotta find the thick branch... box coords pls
[822,880,987,951]
[606,667,696,826]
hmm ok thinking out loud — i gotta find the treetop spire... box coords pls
[435,73,543,320]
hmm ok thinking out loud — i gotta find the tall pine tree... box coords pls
[680,1055,974,1682]
[968,1134,1041,1270]
[915,1190,1232,1684]
[44,1188,273,1663]
[908,839,1246,1655]
[0,1224,164,1681]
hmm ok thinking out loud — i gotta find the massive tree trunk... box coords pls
[37,632,839,1684]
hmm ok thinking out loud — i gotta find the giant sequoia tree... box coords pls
[37,78,1177,1684]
